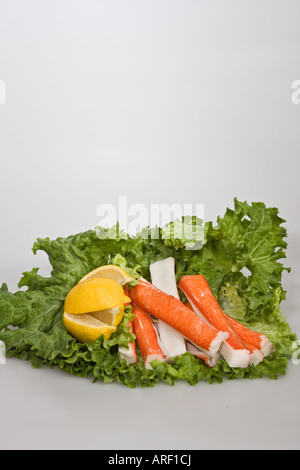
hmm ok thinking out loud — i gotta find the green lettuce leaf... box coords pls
[0,198,297,387]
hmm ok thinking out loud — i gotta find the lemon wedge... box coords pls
[64,277,130,314]
[63,313,116,343]
[79,265,133,286]
[63,277,131,343]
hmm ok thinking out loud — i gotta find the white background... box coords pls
[0,0,299,450]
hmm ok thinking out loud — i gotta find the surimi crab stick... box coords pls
[150,258,219,367]
[118,285,138,364]
[184,300,264,366]
[223,312,274,357]
[149,257,187,361]
[178,275,252,368]
[131,302,166,369]
[129,279,229,356]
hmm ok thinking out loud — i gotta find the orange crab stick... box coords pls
[149,257,187,362]
[182,300,221,366]
[184,300,264,366]
[186,295,272,358]
[223,312,274,357]
[129,279,229,356]
[179,275,251,368]
[118,285,138,365]
[132,302,165,369]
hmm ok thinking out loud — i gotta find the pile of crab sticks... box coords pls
[119,257,274,369]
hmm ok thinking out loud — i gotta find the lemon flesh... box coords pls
[63,312,116,343]
[89,305,124,327]
[64,277,130,315]
[63,277,131,343]
[79,265,133,286]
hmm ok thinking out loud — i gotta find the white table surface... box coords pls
[0,0,299,450]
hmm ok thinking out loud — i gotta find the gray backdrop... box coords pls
[0,0,299,450]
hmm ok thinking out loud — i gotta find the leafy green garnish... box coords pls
[0,198,297,387]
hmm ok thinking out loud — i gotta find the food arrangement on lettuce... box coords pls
[0,198,297,387]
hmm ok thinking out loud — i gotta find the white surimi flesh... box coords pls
[260,336,275,357]
[119,344,137,364]
[220,342,251,368]
[249,348,264,366]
